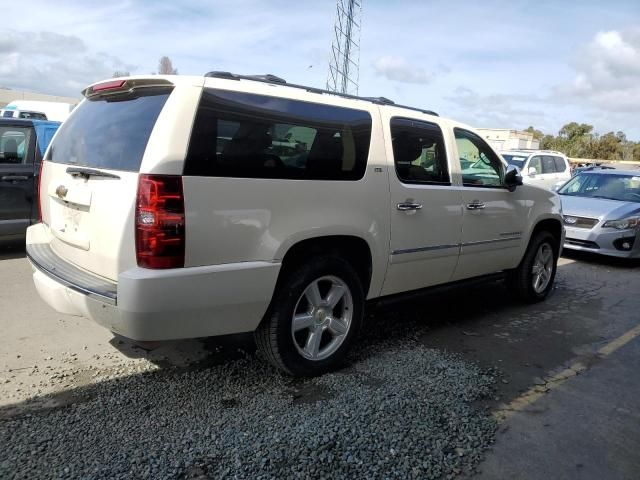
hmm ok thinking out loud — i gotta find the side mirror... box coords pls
[528,167,537,176]
[505,165,523,192]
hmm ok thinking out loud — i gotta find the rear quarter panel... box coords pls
[182,84,391,299]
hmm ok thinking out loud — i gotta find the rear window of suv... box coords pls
[47,89,171,172]
[185,89,372,180]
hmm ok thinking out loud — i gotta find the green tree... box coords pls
[524,126,544,141]
[558,122,594,141]
[592,132,623,160]
[521,124,638,161]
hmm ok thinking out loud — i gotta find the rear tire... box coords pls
[255,255,364,376]
[507,231,558,303]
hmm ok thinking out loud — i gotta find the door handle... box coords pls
[397,202,423,211]
[466,201,485,210]
[1,175,29,182]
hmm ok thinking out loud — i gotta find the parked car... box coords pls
[1,108,48,120]
[1,118,61,241]
[26,73,564,375]
[571,164,615,176]
[558,169,640,258]
[500,150,571,190]
[1,100,77,122]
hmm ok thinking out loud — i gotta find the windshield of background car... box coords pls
[0,126,32,164]
[558,173,640,203]
[47,88,171,171]
[501,154,527,169]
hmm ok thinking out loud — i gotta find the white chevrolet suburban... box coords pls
[27,73,564,375]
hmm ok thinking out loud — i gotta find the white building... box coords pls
[0,88,79,110]
[476,128,540,151]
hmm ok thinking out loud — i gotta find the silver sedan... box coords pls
[558,169,640,258]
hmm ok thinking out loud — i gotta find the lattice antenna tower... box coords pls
[326,0,362,95]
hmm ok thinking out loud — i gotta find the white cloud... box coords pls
[372,55,433,84]
[555,28,640,112]
[445,87,549,131]
[0,30,135,96]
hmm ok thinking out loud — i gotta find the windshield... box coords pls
[501,154,528,169]
[47,89,171,172]
[0,126,32,164]
[558,173,640,203]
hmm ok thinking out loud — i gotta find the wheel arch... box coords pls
[275,235,374,298]
[521,217,563,264]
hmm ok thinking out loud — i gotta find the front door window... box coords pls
[455,129,504,187]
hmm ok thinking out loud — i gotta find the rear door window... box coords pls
[541,156,557,174]
[391,118,449,184]
[47,89,171,171]
[553,156,566,173]
[185,89,372,180]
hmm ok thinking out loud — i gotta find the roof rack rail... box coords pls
[203,71,439,116]
[394,103,439,117]
[205,71,288,84]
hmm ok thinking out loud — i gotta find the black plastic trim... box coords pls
[27,242,117,305]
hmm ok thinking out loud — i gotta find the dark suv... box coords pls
[0,118,60,241]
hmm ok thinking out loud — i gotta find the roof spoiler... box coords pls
[82,78,174,98]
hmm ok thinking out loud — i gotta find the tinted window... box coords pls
[391,118,449,184]
[0,126,32,164]
[2,111,13,118]
[554,156,567,173]
[47,89,171,171]
[19,111,47,120]
[185,89,372,180]
[541,156,557,174]
[455,128,504,187]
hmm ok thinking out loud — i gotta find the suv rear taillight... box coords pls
[135,175,185,269]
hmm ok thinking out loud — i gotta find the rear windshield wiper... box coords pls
[66,167,120,179]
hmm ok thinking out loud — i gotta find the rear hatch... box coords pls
[40,79,176,281]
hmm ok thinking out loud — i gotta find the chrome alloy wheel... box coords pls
[532,243,554,294]
[291,275,353,361]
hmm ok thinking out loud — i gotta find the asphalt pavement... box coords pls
[0,239,638,479]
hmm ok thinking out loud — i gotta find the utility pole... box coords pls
[326,0,362,95]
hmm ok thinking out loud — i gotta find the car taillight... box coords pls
[135,174,185,269]
[37,162,45,222]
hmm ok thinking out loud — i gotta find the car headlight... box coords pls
[602,217,640,230]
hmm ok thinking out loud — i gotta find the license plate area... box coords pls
[48,184,92,250]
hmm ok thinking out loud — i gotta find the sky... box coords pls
[1,0,639,139]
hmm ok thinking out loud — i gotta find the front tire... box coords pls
[507,231,558,303]
[255,255,364,376]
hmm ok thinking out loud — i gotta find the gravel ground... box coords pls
[0,323,497,480]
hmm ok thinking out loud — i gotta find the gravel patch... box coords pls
[0,328,497,480]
